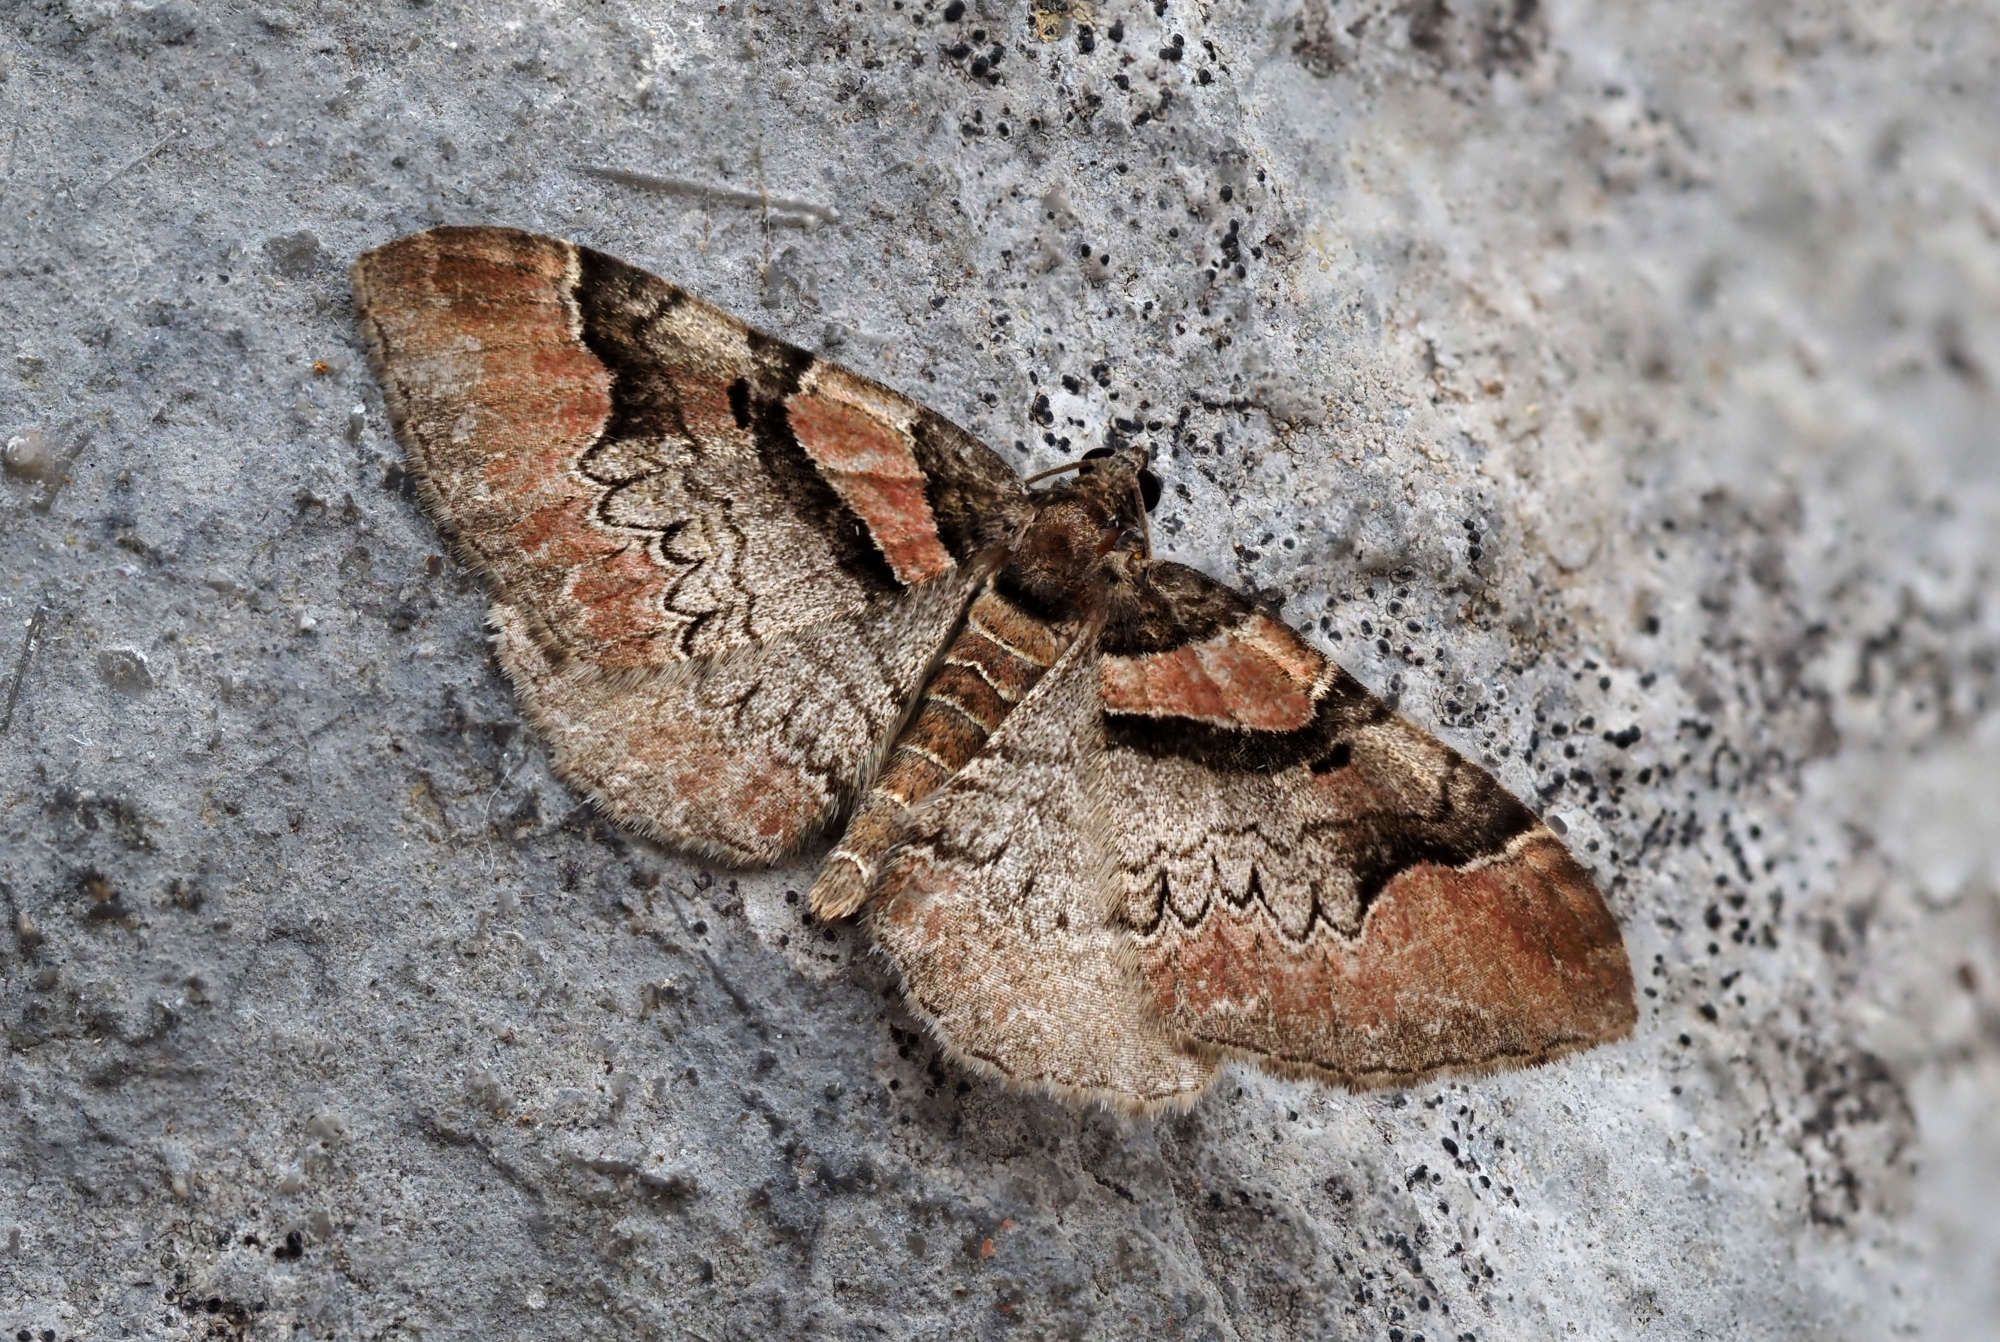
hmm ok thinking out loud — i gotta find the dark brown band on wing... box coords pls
[567,247,696,450]
[1316,765,1540,914]
[1100,560,1270,655]
[571,246,905,595]
[908,415,1027,562]
[1102,665,1385,773]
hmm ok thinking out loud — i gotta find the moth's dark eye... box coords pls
[1138,469,1162,513]
[1080,446,1116,463]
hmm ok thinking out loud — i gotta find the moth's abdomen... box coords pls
[894,586,1077,791]
[810,585,1078,919]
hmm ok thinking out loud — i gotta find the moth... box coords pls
[352,227,1635,1110]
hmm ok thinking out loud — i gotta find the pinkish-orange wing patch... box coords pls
[1100,609,1323,732]
[784,366,955,586]
[353,228,708,669]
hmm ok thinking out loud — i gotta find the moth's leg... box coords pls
[810,586,1077,919]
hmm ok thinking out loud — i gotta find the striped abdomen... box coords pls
[809,584,1077,919]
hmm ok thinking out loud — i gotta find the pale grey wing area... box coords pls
[492,566,985,866]
[866,629,1219,1110]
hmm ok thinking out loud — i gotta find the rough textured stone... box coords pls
[1,1,1992,1338]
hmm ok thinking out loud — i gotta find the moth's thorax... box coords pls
[999,457,1147,619]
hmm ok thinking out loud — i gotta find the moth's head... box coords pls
[1077,442,1162,515]
[1048,446,1155,549]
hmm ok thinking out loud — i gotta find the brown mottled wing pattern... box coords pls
[1094,560,1637,1089]
[869,620,1219,1110]
[352,227,1029,862]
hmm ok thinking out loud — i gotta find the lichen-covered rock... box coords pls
[0,2,1991,1338]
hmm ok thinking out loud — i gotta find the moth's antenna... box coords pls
[1022,459,1087,485]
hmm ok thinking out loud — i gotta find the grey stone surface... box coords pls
[1,1,1993,1337]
